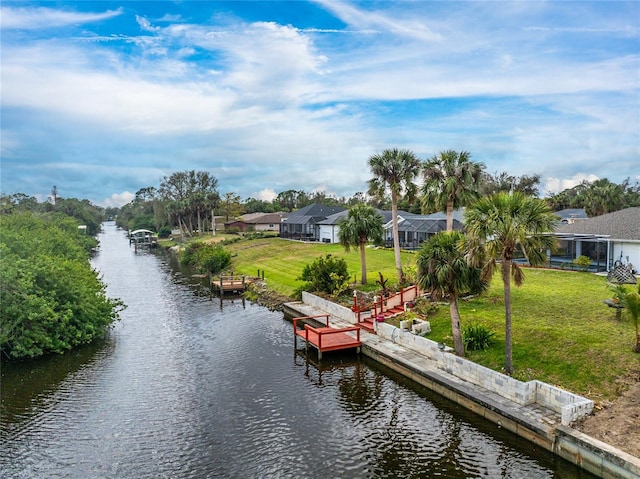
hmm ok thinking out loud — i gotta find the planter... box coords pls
[400,319,412,330]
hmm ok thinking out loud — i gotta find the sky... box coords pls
[1,1,638,208]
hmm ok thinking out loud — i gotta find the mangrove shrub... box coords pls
[0,212,124,359]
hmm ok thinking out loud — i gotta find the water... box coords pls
[1,222,592,478]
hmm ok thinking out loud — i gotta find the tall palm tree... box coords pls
[422,150,484,231]
[368,148,421,283]
[337,204,384,285]
[416,231,487,357]
[464,192,557,374]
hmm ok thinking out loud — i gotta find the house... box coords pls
[553,207,640,273]
[316,208,402,244]
[383,209,465,249]
[279,203,346,241]
[554,208,589,224]
[224,213,285,232]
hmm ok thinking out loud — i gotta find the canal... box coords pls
[0,222,593,478]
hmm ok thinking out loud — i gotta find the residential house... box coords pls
[279,203,346,241]
[553,207,640,273]
[554,208,588,224]
[225,213,285,232]
[317,209,412,244]
[383,209,465,249]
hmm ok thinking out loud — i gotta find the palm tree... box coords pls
[416,231,487,357]
[623,284,640,353]
[337,204,384,285]
[368,148,421,283]
[422,150,484,232]
[464,192,557,374]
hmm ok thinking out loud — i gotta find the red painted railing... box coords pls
[352,285,419,325]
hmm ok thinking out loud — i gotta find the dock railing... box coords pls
[292,314,361,359]
[352,285,419,325]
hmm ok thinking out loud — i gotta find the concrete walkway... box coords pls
[284,300,640,479]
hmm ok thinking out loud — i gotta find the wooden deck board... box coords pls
[293,315,361,358]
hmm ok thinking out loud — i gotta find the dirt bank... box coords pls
[575,372,640,458]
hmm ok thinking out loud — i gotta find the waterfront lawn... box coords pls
[418,268,640,401]
[222,237,638,401]
[226,237,415,297]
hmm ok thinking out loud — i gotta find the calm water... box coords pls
[0,222,592,478]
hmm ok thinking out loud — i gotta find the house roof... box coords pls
[282,203,346,225]
[555,207,640,241]
[554,208,588,220]
[240,213,284,224]
[317,210,348,225]
[422,208,465,222]
[317,208,402,226]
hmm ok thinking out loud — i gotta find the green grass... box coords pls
[225,237,415,297]
[184,236,640,402]
[413,268,640,401]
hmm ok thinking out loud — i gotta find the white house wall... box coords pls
[612,241,640,273]
[319,224,340,243]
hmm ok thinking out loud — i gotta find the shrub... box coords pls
[180,242,231,274]
[298,254,350,297]
[572,255,592,271]
[158,225,172,238]
[463,324,496,351]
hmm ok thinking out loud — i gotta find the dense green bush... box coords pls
[0,212,124,359]
[572,255,592,271]
[158,225,172,238]
[462,324,496,351]
[180,242,231,274]
[298,254,350,297]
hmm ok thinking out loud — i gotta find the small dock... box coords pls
[293,314,361,360]
[211,275,247,295]
[129,229,158,250]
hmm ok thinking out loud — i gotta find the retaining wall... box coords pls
[301,291,593,425]
[376,322,593,426]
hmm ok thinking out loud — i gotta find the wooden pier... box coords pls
[211,275,247,295]
[292,314,361,360]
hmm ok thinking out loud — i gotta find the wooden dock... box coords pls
[293,314,361,360]
[128,229,158,251]
[211,275,247,295]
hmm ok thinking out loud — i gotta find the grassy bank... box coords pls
[224,237,417,297]
[180,235,639,402]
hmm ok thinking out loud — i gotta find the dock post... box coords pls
[220,277,224,298]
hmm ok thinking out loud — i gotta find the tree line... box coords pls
[115,164,639,236]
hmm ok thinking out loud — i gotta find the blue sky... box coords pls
[1,1,638,207]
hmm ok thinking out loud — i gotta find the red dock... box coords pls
[293,314,361,359]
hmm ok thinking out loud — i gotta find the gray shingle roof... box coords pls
[555,207,640,241]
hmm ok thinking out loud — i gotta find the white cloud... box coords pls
[101,191,135,208]
[0,6,122,29]
[543,173,600,196]
[255,189,277,202]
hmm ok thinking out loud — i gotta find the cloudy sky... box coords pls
[1,1,638,207]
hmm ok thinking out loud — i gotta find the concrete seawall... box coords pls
[284,293,640,479]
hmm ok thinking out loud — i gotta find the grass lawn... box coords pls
[419,268,640,401]
[183,236,639,402]
[224,237,417,297]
